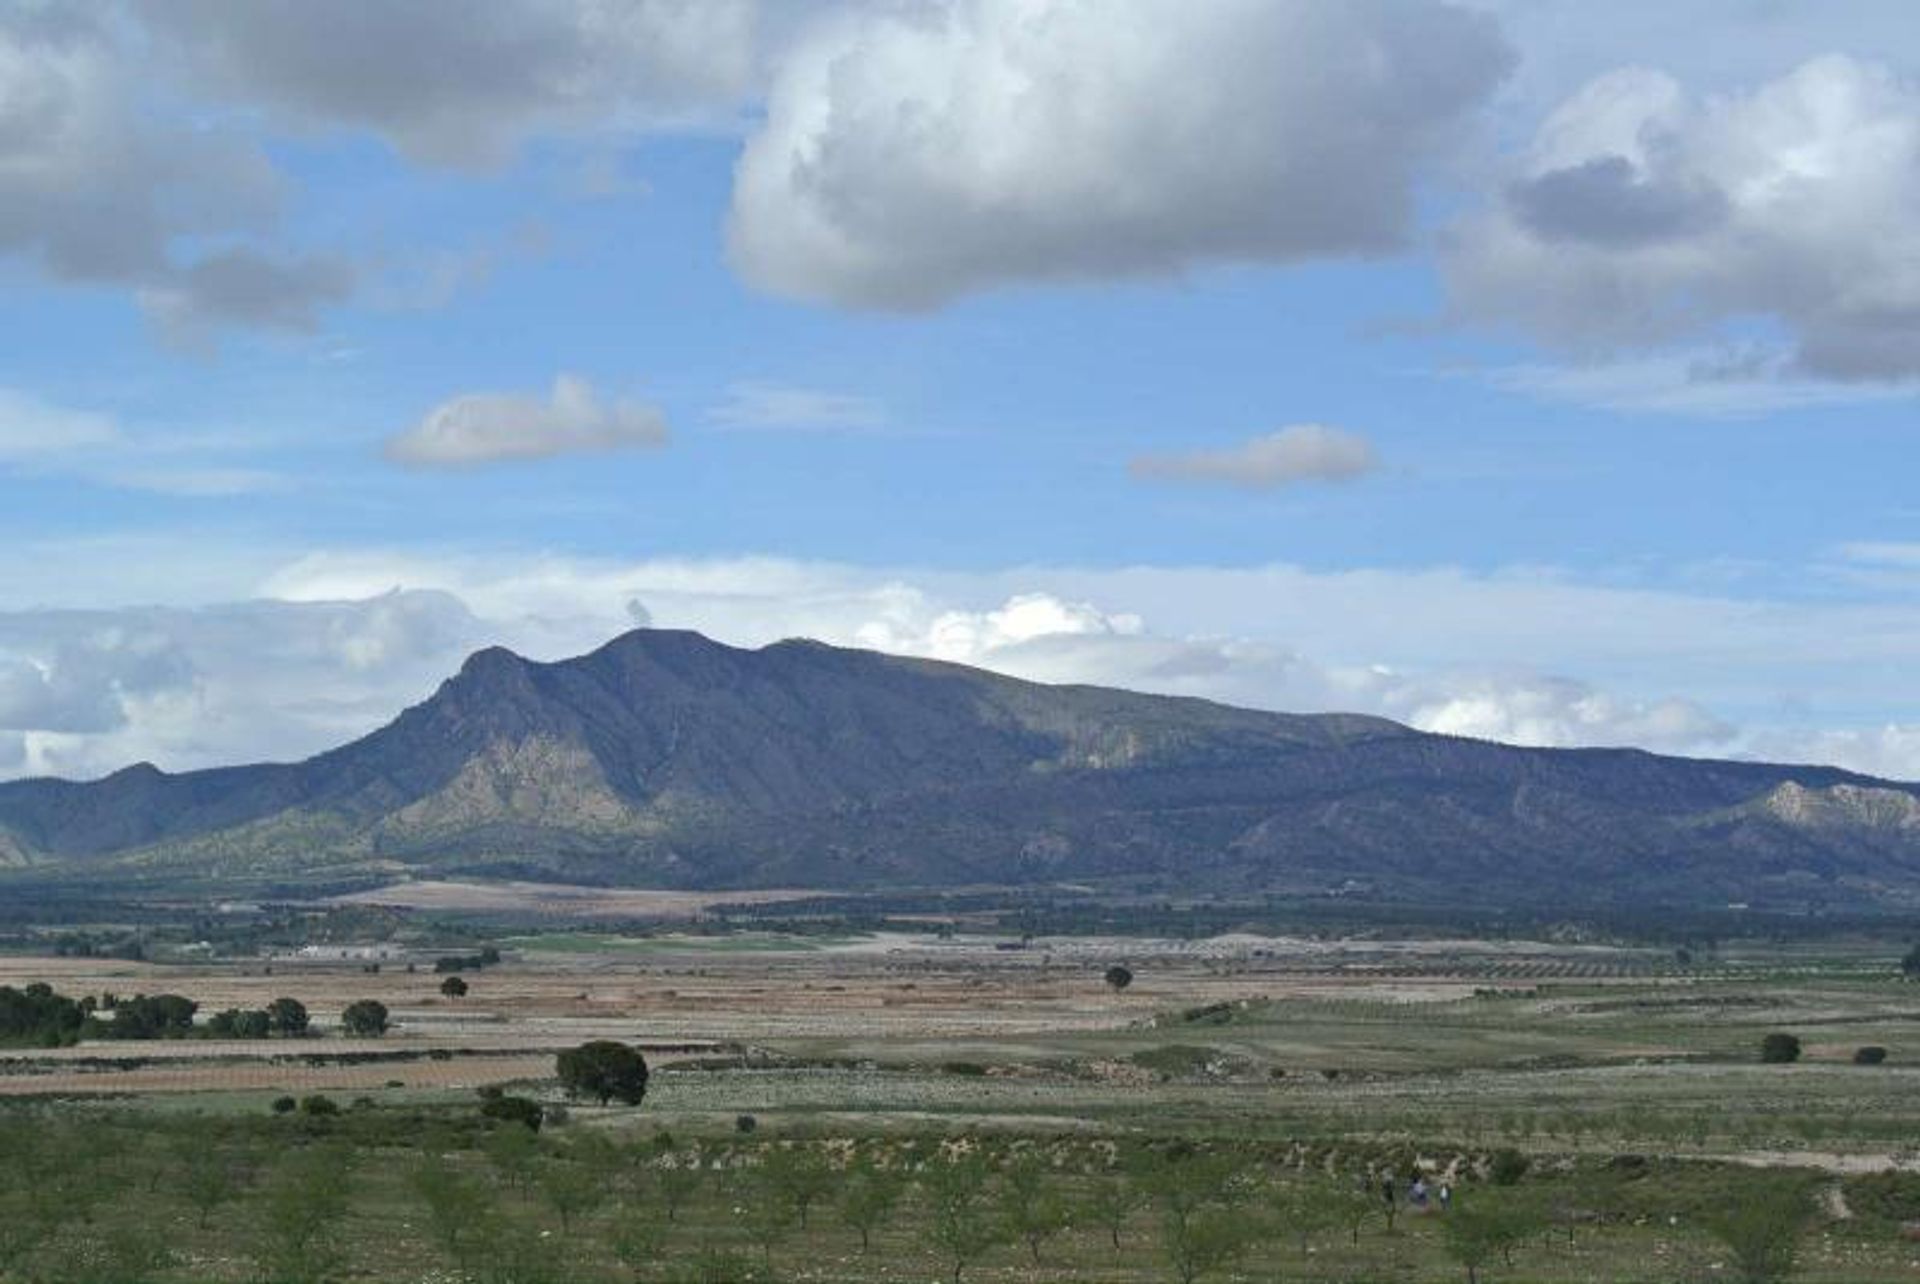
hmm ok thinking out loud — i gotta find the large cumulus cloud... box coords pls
[1447,55,1920,380]
[729,0,1513,308]
[136,0,759,169]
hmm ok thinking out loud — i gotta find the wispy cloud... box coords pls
[1483,346,1919,417]
[0,388,286,496]
[1131,425,1379,490]
[385,374,669,467]
[707,382,889,432]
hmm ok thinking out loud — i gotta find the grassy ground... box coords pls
[5,928,1920,1280]
[0,1109,1915,1283]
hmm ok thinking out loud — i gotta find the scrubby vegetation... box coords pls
[0,1106,1902,1283]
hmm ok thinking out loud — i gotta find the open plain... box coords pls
[5,903,1920,1282]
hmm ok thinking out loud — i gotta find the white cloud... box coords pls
[729,0,1512,309]
[0,387,291,496]
[708,382,888,431]
[138,250,355,347]
[0,543,1913,782]
[0,389,122,460]
[0,591,481,779]
[0,10,352,336]
[1130,424,1379,489]
[1447,55,1920,379]
[139,0,759,169]
[1482,346,1920,417]
[1750,724,1920,783]
[385,374,670,468]
[0,12,278,281]
[1401,673,1732,752]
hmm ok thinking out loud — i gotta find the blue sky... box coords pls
[3,0,1920,782]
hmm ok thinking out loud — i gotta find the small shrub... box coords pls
[1489,1148,1531,1186]
[1855,1045,1889,1065]
[736,1113,758,1134]
[299,1093,340,1117]
[1760,1032,1802,1064]
[479,1092,544,1132]
[270,1095,296,1115]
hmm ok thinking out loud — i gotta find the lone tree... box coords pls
[341,999,390,1038]
[556,1040,650,1106]
[1760,1032,1802,1064]
[1105,965,1134,992]
[267,997,309,1038]
[1704,1185,1809,1283]
[439,976,468,999]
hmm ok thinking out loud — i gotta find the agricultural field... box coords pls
[3,902,1920,1281]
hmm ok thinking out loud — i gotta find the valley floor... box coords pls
[4,914,1920,1280]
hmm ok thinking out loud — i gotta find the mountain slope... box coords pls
[0,628,1915,908]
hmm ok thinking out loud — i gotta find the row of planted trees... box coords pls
[0,1112,1827,1284]
[0,983,406,1046]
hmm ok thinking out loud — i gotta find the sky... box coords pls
[3,0,1920,783]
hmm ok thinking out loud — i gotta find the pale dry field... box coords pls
[0,932,1532,1099]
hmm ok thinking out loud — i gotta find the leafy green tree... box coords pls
[252,1148,352,1284]
[1441,1204,1503,1284]
[921,1152,1006,1284]
[653,1150,706,1222]
[736,1159,798,1266]
[1327,1174,1387,1243]
[175,1136,243,1229]
[484,1122,542,1194]
[1441,1198,1540,1283]
[341,999,390,1037]
[1760,1032,1803,1064]
[999,1153,1069,1264]
[539,1155,609,1232]
[612,1202,671,1282]
[267,997,310,1037]
[1488,1148,1530,1185]
[440,975,469,999]
[411,1154,490,1271]
[0,982,86,1046]
[1162,1205,1258,1284]
[1080,1164,1145,1250]
[99,993,197,1039]
[1104,965,1134,991]
[1275,1179,1339,1253]
[1703,1185,1809,1283]
[481,1092,546,1131]
[557,1040,650,1106]
[838,1155,902,1252]
[764,1144,835,1230]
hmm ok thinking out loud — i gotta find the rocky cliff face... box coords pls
[1,629,1915,909]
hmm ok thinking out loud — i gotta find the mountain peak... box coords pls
[2,627,1917,911]
[457,644,527,676]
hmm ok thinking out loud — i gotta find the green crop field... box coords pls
[5,913,1920,1282]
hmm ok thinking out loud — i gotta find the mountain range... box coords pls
[3,628,1919,910]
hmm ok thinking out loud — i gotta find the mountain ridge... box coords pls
[1,628,1914,909]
